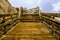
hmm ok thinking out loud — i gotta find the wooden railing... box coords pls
[41,14,60,40]
[0,13,19,38]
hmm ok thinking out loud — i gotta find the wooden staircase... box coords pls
[1,14,56,40]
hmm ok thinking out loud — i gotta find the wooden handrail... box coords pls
[41,15,60,39]
[0,13,19,37]
[0,13,18,17]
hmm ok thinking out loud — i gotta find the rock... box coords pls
[0,0,17,14]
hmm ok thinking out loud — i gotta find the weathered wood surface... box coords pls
[1,22,56,40]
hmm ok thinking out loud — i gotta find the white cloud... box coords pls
[20,0,35,8]
[8,0,41,8]
[8,0,19,7]
[9,0,60,12]
[52,1,60,12]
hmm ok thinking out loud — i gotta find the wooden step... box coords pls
[2,36,56,40]
[20,20,40,22]
[20,14,40,20]
[21,14,39,16]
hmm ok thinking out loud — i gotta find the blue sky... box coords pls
[8,0,60,12]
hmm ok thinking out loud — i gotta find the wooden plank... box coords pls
[0,13,18,17]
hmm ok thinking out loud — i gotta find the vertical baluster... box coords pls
[2,17,6,34]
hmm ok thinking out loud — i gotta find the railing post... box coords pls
[2,17,5,23]
[2,16,7,34]
[18,7,21,19]
[39,8,41,20]
[10,14,13,20]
